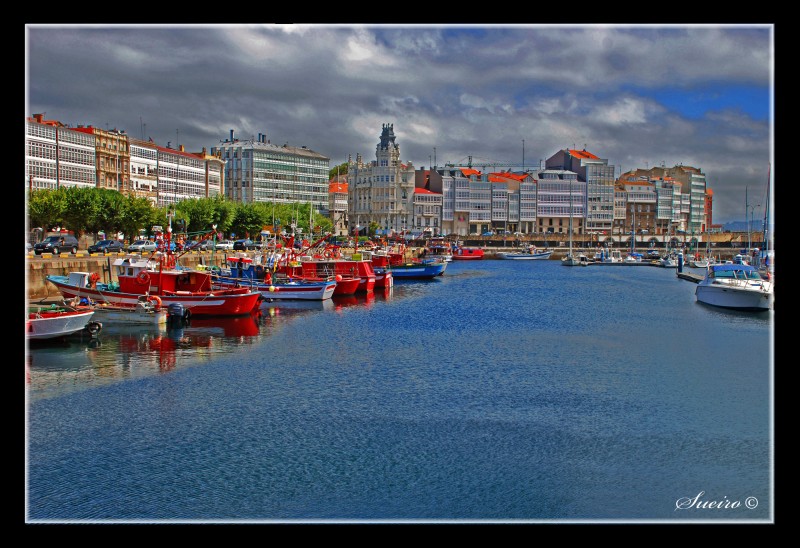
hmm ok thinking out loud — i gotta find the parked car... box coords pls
[233,238,257,251]
[198,239,215,251]
[184,240,202,251]
[88,239,124,255]
[127,239,158,253]
[215,240,235,251]
[34,235,79,255]
[481,231,495,237]
[26,242,32,254]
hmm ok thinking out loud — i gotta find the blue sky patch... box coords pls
[643,85,770,121]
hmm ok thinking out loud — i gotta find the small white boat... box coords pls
[695,263,773,311]
[90,297,168,326]
[660,255,678,268]
[497,247,553,260]
[27,304,100,340]
[596,250,623,263]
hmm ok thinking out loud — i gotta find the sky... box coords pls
[25,24,774,225]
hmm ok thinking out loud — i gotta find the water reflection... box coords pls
[27,291,396,401]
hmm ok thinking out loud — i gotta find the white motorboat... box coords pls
[695,263,773,311]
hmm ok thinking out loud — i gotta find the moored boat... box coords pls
[451,247,484,260]
[695,263,773,311]
[496,246,553,260]
[89,296,169,326]
[27,303,100,341]
[46,256,261,317]
[214,257,337,301]
[425,237,454,262]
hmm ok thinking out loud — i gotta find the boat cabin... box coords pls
[113,257,211,294]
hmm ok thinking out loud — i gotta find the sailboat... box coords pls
[562,178,581,266]
[758,163,774,278]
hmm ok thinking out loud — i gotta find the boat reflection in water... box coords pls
[260,287,392,316]
[27,289,395,401]
[26,311,264,400]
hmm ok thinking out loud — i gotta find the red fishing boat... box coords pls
[451,247,485,260]
[46,225,261,317]
[283,235,377,293]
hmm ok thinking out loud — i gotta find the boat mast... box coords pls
[568,178,573,257]
[763,163,771,265]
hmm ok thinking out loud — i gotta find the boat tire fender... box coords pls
[147,295,162,310]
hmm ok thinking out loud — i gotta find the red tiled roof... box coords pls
[568,149,600,160]
[329,182,348,193]
[414,187,440,195]
[460,168,481,177]
[489,171,527,182]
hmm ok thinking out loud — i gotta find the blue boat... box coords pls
[389,258,447,279]
[212,256,337,300]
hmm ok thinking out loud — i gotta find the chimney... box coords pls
[34,113,44,123]
[179,145,185,152]
[230,129,234,142]
[202,147,207,155]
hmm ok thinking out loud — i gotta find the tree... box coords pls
[230,203,266,240]
[328,162,348,181]
[92,188,126,237]
[28,189,66,232]
[119,195,155,242]
[61,186,102,238]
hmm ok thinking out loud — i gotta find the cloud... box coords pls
[25,24,772,223]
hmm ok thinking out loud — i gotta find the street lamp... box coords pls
[212,223,217,251]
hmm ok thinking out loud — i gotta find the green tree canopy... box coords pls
[328,162,348,180]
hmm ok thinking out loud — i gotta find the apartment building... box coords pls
[545,148,615,234]
[72,125,131,193]
[129,138,159,204]
[348,124,416,234]
[212,130,330,215]
[26,114,96,191]
[535,169,585,235]
[412,187,442,234]
[155,143,209,207]
[328,179,349,236]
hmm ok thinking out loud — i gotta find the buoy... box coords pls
[335,274,342,282]
[147,295,162,310]
[136,271,151,285]
[269,286,276,292]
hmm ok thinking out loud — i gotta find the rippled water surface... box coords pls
[25,261,774,522]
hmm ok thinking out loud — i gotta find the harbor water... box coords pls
[25,260,774,523]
